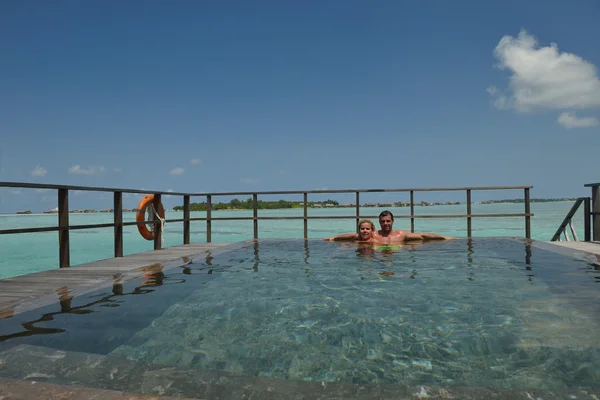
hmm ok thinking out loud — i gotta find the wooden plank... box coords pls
[0,242,235,315]
[547,241,600,256]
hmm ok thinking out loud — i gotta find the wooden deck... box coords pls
[0,241,243,319]
[544,241,600,256]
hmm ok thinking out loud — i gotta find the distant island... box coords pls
[172,199,462,212]
[12,197,579,214]
[478,198,579,204]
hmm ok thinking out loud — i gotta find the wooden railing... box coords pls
[0,182,534,268]
[550,197,591,242]
[584,182,600,241]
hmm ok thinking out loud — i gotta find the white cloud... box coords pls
[557,112,599,129]
[489,30,600,112]
[9,189,21,195]
[31,165,47,177]
[113,168,122,173]
[169,167,185,176]
[36,188,51,193]
[165,189,174,199]
[486,86,498,96]
[68,165,105,175]
[190,158,201,165]
[240,178,260,184]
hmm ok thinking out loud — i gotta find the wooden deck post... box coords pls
[466,189,472,238]
[183,195,190,244]
[253,193,258,239]
[592,185,600,241]
[206,195,212,243]
[584,197,591,242]
[355,192,360,232]
[58,189,70,268]
[153,193,162,250]
[410,190,415,232]
[303,193,308,239]
[114,191,123,257]
[524,188,531,239]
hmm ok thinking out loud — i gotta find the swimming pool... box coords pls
[1,238,599,399]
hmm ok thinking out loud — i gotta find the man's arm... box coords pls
[324,233,360,241]
[403,232,454,242]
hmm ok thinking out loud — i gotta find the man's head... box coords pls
[378,211,394,232]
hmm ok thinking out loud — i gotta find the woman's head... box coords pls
[358,219,375,240]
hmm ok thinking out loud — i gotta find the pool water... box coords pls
[1,238,599,393]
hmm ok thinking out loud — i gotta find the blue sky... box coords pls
[1,0,599,212]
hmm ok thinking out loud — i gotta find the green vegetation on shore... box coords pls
[172,198,340,211]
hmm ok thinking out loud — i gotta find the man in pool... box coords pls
[374,210,454,243]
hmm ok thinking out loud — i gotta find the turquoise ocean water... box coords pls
[0,202,586,279]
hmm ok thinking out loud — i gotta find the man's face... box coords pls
[379,216,394,232]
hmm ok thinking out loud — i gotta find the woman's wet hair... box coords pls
[358,219,375,230]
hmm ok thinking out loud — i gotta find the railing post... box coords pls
[410,190,415,233]
[303,193,308,239]
[466,189,472,238]
[206,195,212,243]
[183,195,190,244]
[153,194,162,250]
[592,185,600,241]
[58,188,70,268]
[355,192,360,232]
[114,191,123,257]
[584,197,591,242]
[253,193,258,239]
[524,188,531,239]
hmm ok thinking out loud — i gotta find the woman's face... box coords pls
[359,222,374,240]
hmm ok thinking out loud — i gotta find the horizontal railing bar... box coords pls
[69,223,115,230]
[189,186,534,196]
[0,213,534,235]
[0,181,192,196]
[0,226,61,234]
[158,213,533,222]
[1,181,533,198]
[250,213,532,220]
[69,220,159,229]
[0,220,157,234]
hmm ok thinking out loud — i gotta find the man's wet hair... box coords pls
[379,210,394,221]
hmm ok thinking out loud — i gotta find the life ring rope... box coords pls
[150,203,166,246]
[136,195,166,242]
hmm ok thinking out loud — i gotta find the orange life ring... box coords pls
[136,195,165,241]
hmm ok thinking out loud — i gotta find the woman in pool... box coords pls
[324,219,376,242]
